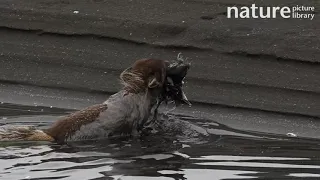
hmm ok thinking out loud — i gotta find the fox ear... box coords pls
[148,76,161,88]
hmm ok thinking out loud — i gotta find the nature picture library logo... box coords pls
[227,4,315,20]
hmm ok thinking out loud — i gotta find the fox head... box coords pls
[120,59,169,93]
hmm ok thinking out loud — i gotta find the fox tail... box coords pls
[0,125,54,141]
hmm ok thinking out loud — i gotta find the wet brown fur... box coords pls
[46,59,168,142]
[45,104,108,142]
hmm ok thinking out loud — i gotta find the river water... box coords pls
[1,103,320,180]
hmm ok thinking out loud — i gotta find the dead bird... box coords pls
[142,53,191,130]
[0,57,191,142]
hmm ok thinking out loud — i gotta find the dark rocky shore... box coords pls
[0,0,319,117]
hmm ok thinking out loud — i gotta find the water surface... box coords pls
[1,103,320,180]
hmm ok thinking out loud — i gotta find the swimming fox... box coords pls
[0,58,191,142]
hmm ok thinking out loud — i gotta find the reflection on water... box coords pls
[1,103,320,180]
